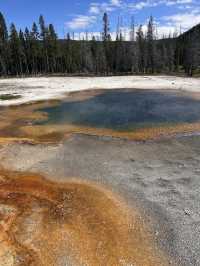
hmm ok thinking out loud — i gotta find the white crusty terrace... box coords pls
[0,75,200,106]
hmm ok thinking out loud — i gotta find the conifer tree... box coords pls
[39,15,47,40]
[146,16,155,73]
[136,25,146,73]
[47,24,58,72]
[9,23,23,75]
[0,12,8,75]
[0,11,198,77]
[39,15,49,72]
[102,13,110,42]
[19,29,28,74]
[30,22,40,74]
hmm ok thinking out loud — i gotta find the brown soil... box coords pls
[0,169,169,266]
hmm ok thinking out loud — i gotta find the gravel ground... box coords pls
[1,134,200,265]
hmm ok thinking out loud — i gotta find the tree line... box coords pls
[0,12,199,77]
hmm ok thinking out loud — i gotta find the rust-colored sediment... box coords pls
[0,169,169,266]
[2,122,200,145]
[19,122,200,143]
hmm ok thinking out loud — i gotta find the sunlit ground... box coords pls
[1,88,200,265]
[0,168,169,265]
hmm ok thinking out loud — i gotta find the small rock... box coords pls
[184,209,191,216]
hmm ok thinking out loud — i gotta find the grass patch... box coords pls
[0,94,21,100]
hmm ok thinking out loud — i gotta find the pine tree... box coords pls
[30,22,40,74]
[97,43,107,74]
[23,27,32,74]
[39,15,49,72]
[0,12,198,77]
[32,22,40,39]
[47,24,58,72]
[0,12,9,75]
[167,43,175,72]
[136,25,146,73]
[146,16,155,73]
[9,23,24,75]
[160,43,168,72]
[80,39,93,73]
[39,15,47,40]
[91,36,98,74]
[64,33,74,73]
[102,13,110,42]
[183,28,200,76]
[115,32,126,73]
[130,16,135,42]
[102,13,112,74]
[19,29,28,74]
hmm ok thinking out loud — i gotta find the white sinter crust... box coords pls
[0,75,199,106]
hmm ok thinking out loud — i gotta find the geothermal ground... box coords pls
[0,76,200,266]
[0,75,200,106]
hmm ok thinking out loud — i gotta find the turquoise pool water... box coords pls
[37,89,200,131]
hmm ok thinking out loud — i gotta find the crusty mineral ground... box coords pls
[0,75,200,106]
[0,168,169,266]
[1,86,200,265]
[1,134,200,266]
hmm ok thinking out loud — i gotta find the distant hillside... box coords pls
[175,23,200,76]
[179,23,200,40]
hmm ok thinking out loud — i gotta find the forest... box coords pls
[0,12,199,77]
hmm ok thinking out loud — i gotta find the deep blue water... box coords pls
[37,89,200,131]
